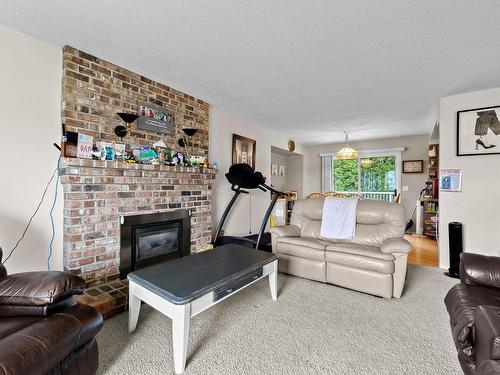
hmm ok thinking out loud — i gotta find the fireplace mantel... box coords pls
[60,157,217,175]
[59,157,216,286]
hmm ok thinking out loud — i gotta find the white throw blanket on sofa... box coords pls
[320,196,359,240]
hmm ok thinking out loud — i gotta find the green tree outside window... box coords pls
[332,156,396,194]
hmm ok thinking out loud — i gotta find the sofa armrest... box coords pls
[0,303,103,375]
[269,225,301,238]
[0,247,8,280]
[0,271,85,307]
[475,305,500,373]
[477,360,500,375]
[460,253,500,289]
[380,238,413,254]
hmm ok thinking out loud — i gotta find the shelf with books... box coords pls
[425,144,439,239]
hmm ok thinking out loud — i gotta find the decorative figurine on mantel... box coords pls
[189,155,206,168]
[153,139,175,165]
[172,152,186,166]
[131,146,158,164]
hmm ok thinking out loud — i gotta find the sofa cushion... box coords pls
[300,220,323,240]
[0,316,41,340]
[276,237,327,261]
[325,251,394,274]
[0,271,85,307]
[278,254,326,282]
[325,243,395,261]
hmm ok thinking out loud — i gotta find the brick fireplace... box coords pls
[58,46,217,317]
[61,158,216,286]
[61,159,216,318]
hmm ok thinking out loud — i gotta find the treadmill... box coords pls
[212,163,285,251]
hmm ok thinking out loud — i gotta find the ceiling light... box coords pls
[361,158,374,168]
[336,131,358,159]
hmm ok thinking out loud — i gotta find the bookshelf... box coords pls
[423,144,439,238]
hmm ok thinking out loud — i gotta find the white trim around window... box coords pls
[319,146,406,158]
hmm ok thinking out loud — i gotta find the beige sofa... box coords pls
[269,198,412,298]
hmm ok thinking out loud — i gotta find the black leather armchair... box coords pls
[0,248,103,375]
[445,252,500,375]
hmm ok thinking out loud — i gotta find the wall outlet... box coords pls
[402,185,409,191]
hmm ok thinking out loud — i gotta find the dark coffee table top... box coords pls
[128,244,277,304]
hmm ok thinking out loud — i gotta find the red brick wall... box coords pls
[61,158,216,286]
[61,46,209,155]
[60,46,214,286]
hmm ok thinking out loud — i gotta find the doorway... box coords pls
[270,146,304,198]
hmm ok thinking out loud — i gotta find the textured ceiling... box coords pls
[2,1,500,144]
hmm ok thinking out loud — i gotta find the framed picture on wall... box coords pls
[402,160,424,173]
[271,163,278,176]
[232,134,256,168]
[457,105,500,156]
[278,164,285,176]
[440,168,462,192]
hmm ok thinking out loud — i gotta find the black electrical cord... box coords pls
[2,168,58,264]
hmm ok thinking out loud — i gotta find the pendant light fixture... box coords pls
[361,158,374,168]
[336,131,358,159]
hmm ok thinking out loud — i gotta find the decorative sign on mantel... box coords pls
[137,101,174,135]
[77,133,93,159]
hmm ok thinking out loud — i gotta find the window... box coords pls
[332,159,358,191]
[321,148,402,202]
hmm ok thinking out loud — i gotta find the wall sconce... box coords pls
[115,112,139,139]
[178,127,198,147]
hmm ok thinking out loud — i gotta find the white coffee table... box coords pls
[127,245,278,374]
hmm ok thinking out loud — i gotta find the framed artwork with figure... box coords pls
[232,134,256,168]
[457,105,500,156]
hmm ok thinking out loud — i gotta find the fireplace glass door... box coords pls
[133,222,181,269]
[120,210,191,279]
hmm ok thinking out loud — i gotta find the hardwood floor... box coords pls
[405,234,439,267]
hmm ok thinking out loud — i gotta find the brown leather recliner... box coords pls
[0,248,103,375]
[445,252,500,375]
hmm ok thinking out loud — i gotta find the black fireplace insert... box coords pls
[120,210,191,279]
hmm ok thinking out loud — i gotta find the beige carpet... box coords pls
[97,265,462,374]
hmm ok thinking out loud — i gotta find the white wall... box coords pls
[303,135,431,223]
[270,150,304,197]
[270,152,289,192]
[209,108,303,237]
[0,24,63,273]
[439,88,500,268]
[287,154,304,198]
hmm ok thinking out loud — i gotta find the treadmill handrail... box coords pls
[231,185,249,194]
[261,183,285,196]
